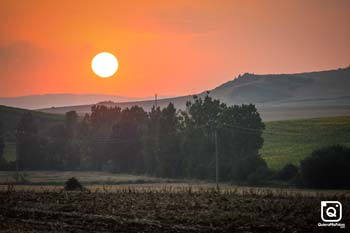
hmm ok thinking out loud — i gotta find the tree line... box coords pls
[1,95,349,188]
[0,95,268,183]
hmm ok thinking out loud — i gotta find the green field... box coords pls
[261,116,350,170]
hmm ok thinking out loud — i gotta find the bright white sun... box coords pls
[91,52,119,78]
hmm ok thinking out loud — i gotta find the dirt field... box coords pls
[0,186,349,232]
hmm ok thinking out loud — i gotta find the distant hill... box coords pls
[38,67,350,121]
[0,94,171,110]
[209,67,350,105]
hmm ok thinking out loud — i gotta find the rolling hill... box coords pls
[0,105,64,162]
[0,94,172,110]
[0,105,63,136]
[39,67,350,121]
[210,67,350,104]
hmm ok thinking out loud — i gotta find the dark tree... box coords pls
[63,111,81,170]
[158,103,183,178]
[218,104,266,181]
[181,95,266,181]
[46,124,66,170]
[276,163,299,181]
[64,177,83,191]
[143,106,161,175]
[16,113,46,170]
[301,145,350,189]
[65,111,78,139]
[181,95,225,179]
[109,106,147,173]
[0,120,7,170]
[0,120,4,159]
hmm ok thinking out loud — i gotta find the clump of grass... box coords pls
[12,172,30,184]
[64,177,83,191]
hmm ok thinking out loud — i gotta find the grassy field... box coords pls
[1,185,349,232]
[261,116,350,170]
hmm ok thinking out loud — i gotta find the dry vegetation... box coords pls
[0,171,171,185]
[0,184,349,232]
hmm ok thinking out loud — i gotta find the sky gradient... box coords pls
[0,0,349,97]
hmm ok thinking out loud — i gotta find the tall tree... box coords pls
[65,111,78,139]
[46,124,66,170]
[16,113,46,169]
[143,106,161,175]
[181,95,225,179]
[109,106,147,173]
[158,103,183,178]
[0,120,5,160]
[64,111,80,170]
[181,94,266,181]
[218,104,266,181]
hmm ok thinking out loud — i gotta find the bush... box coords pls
[64,177,83,191]
[300,145,350,189]
[230,155,268,181]
[246,166,272,185]
[276,163,298,181]
[12,172,30,184]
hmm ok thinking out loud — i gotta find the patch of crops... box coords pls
[0,186,349,232]
[262,116,350,170]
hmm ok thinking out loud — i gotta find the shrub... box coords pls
[300,145,350,189]
[64,177,83,191]
[12,172,30,184]
[230,155,268,181]
[276,163,298,181]
[246,166,272,185]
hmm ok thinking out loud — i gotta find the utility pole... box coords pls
[214,128,219,188]
[15,130,19,180]
[154,93,159,174]
[155,94,158,108]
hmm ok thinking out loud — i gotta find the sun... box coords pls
[91,52,119,78]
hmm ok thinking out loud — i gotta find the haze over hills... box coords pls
[0,94,172,110]
[31,67,350,120]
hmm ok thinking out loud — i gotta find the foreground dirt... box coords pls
[0,188,349,233]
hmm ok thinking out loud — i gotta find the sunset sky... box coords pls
[0,0,349,97]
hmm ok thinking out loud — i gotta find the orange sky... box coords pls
[0,0,349,97]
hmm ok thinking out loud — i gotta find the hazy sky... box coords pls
[0,0,349,97]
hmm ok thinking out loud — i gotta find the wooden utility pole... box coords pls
[214,129,219,188]
[15,130,19,180]
[155,94,158,108]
